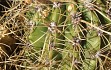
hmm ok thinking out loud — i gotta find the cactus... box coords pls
[26,0,111,69]
[1,0,111,70]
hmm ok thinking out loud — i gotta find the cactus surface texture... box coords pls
[1,0,111,70]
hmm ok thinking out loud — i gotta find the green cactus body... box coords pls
[25,0,111,69]
[84,29,101,56]
[50,3,66,24]
[96,0,105,11]
[83,33,100,69]
[83,59,97,70]
[49,2,66,61]
[96,9,111,23]
[29,25,47,50]
[78,0,101,69]
[49,50,62,61]
[64,3,82,70]
[94,0,111,23]
[50,8,60,23]
[28,7,48,50]
[81,2,101,54]
[65,3,80,58]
